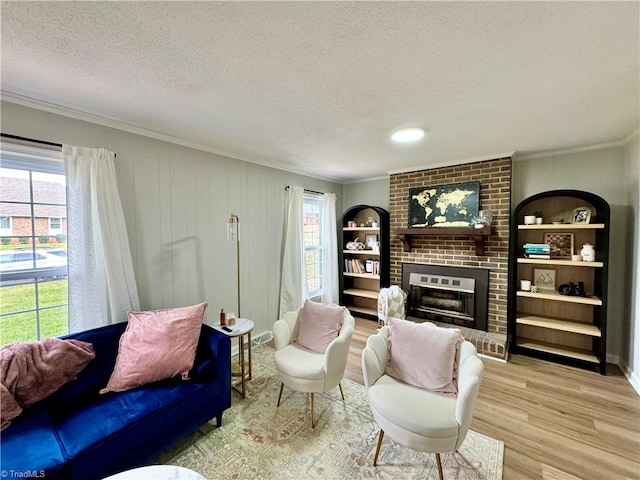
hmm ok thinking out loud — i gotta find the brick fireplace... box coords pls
[389,157,511,359]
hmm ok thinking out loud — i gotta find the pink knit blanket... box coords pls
[0,338,95,430]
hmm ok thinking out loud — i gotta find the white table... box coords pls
[213,318,254,398]
[102,465,205,479]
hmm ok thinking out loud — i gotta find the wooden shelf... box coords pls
[343,288,378,299]
[396,226,491,255]
[518,223,605,230]
[516,314,601,337]
[347,305,378,317]
[343,249,380,256]
[343,227,380,232]
[343,272,379,279]
[517,290,602,306]
[516,337,599,364]
[518,258,603,267]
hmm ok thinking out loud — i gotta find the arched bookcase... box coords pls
[339,205,390,319]
[508,190,610,374]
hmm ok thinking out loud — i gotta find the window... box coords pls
[49,217,62,234]
[303,193,323,297]
[0,143,68,345]
[0,215,11,236]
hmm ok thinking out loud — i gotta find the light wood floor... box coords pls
[346,317,640,480]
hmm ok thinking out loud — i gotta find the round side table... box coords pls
[102,465,205,479]
[214,318,254,398]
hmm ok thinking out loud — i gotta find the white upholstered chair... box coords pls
[361,325,484,480]
[273,304,355,428]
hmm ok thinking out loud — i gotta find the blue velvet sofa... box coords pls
[0,322,231,480]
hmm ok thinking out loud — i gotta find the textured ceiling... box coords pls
[1,1,638,182]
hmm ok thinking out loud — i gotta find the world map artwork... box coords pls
[408,181,480,227]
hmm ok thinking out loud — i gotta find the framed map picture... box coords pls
[408,181,480,227]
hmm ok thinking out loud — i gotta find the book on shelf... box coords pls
[523,253,551,259]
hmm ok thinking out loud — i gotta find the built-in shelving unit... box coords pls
[339,205,390,319]
[508,190,610,374]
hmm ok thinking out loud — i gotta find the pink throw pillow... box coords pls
[101,302,207,394]
[385,318,463,395]
[296,300,345,353]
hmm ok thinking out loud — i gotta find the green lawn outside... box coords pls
[0,279,68,345]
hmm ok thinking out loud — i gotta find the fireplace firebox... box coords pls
[402,263,489,331]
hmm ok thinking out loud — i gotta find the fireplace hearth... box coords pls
[402,263,489,331]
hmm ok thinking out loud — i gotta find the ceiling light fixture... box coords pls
[391,128,425,143]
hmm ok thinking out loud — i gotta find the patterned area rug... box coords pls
[156,344,503,479]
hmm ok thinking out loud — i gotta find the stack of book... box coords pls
[523,243,551,259]
[345,258,380,275]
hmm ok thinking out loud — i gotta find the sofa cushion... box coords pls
[101,302,207,393]
[0,409,67,479]
[296,300,345,353]
[385,318,463,395]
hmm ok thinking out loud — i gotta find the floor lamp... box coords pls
[226,214,240,317]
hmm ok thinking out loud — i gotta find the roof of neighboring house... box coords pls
[1,176,66,218]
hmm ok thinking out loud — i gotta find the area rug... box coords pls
[156,344,503,479]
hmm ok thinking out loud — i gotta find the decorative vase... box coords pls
[535,217,543,224]
[581,243,595,262]
[524,215,536,225]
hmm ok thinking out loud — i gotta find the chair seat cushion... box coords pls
[368,374,458,439]
[274,344,324,381]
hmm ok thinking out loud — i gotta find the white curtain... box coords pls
[321,192,339,304]
[63,145,140,332]
[279,186,307,317]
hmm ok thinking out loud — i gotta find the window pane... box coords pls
[305,249,321,293]
[32,171,66,205]
[0,281,36,313]
[38,279,68,308]
[39,306,68,339]
[0,168,31,202]
[0,148,68,345]
[0,311,38,343]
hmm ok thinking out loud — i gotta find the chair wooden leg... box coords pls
[338,383,345,401]
[311,392,315,428]
[435,452,444,480]
[276,383,284,407]
[373,429,384,466]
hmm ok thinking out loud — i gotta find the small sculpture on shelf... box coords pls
[346,238,365,250]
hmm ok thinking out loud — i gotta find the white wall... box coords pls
[623,134,639,392]
[1,101,344,340]
[342,177,389,213]
[513,146,629,363]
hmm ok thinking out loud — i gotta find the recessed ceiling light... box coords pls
[391,128,425,143]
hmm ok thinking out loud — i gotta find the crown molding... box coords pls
[0,91,344,184]
[515,131,639,161]
[386,151,515,176]
[343,175,390,185]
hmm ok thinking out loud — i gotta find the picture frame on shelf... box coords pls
[365,234,378,249]
[571,206,592,224]
[544,232,574,258]
[533,268,556,291]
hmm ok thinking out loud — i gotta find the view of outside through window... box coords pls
[0,166,69,345]
[303,195,322,296]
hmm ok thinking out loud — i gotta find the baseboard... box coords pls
[479,353,507,363]
[617,356,640,396]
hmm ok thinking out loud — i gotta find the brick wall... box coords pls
[389,157,512,341]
